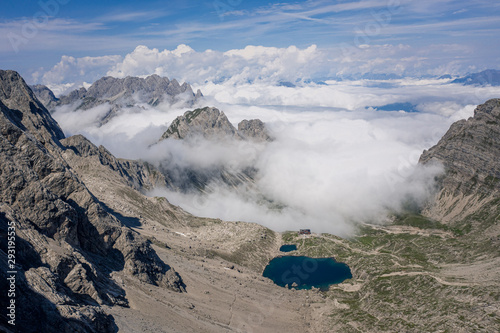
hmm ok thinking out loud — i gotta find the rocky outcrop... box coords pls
[160,106,272,142]
[238,119,273,142]
[419,99,500,223]
[0,70,184,332]
[161,106,243,141]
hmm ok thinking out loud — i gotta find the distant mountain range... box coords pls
[31,75,203,125]
[451,69,500,86]
[297,69,500,86]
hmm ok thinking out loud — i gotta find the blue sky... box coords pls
[1,0,500,81]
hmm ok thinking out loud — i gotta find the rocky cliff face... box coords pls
[0,70,184,332]
[62,134,170,192]
[419,99,500,223]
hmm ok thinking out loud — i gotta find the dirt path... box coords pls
[379,271,475,286]
[365,224,454,238]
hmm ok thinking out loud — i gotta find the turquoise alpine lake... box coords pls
[279,244,297,252]
[262,256,352,290]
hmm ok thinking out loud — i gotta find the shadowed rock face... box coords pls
[0,71,65,147]
[0,70,184,333]
[419,98,500,222]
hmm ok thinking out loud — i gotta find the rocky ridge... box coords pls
[160,106,273,142]
[419,98,500,223]
[161,106,242,141]
[0,70,184,333]
[31,74,203,125]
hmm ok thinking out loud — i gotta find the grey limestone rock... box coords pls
[32,74,202,114]
[238,118,273,142]
[0,70,64,148]
[61,134,170,192]
[157,107,270,192]
[419,98,500,222]
[161,106,243,141]
[0,70,185,332]
[160,106,273,143]
[30,84,59,110]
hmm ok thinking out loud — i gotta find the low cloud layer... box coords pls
[150,110,446,235]
[50,77,500,235]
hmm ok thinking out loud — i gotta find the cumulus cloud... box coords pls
[34,43,498,91]
[104,44,327,85]
[33,54,122,95]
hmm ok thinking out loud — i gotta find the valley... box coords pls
[0,69,498,332]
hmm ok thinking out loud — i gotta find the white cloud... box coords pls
[105,44,325,85]
[48,75,500,235]
[144,105,447,236]
[34,43,499,92]
[42,43,500,235]
[36,54,122,95]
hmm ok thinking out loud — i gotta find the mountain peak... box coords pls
[0,70,43,110]
[473,98,500,117]
[0,69,65,146]
[0,70,185,331]
[30,74,204,127]
[160,106,274,143]
[238,119,273,142]
[161,106,241,140]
